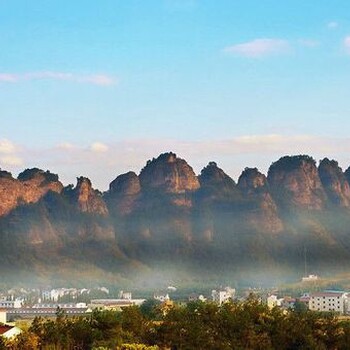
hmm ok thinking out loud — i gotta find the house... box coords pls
[267,295,284,309]
[309,291,347,314]
[212,287,235,305]
[0,325,22,339]
[154,293,170,302]
[302,274,319,282]
[89,298,146,311]
[0,299,23,309]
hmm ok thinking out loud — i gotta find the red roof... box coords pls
[0,325,12,335]
[310,292,345,298]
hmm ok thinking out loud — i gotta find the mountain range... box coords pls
[1,152,350,287]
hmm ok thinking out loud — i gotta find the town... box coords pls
[1,281,350,342]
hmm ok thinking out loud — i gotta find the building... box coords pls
[309,292,347,314]
[0,325,22,339]
[267,295,284,309]
[6,307,88,320]
[212,287,235,305]
[89,298,146,311]
[32,302,87,309]
[154,293,170,303]
[118,291,132,300]
[188,293,207,302]
[302,274,319,282]
[0,299,23,309]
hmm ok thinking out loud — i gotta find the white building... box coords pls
[0,325,22,339]
[154,293,170,302]
[212,287,235,305]
[267,295,284,309]
[119,291,132,300]
[0,299,22,309]
[309,292,347,314]
[302,274,319,282]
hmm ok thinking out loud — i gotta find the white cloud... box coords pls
[344,36,350,54]
[90,142,109,153]
[0,74,18,83]
[0,155,23,166]
[0,139,23,167]
[224,38,290,58]
[327,21,338,29]
[56,142,76,150]
[11,135,350,190]
[0,139,16,154]
[81,74,116,86]
[0,71,116,86]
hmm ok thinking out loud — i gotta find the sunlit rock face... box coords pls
[238,167,283,233]
[267,155,327,210]
[72,177,109,216]
[0,168,63,217]
[105,172,141,216]
[318,158,350,208]
[139,152,200,194]
[139,152,200,207]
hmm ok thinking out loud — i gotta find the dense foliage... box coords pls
[4,298,350,349]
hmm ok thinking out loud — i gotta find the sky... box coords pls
[2,0,350,190]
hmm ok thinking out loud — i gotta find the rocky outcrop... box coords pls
[139,152,200,207]
[71,177,109,216]
[267,156,326,210]
[199,162,236,198]
[0,168,63,217]
[106,172,141,215]
[238,168,283,233]
[318,158,350,207]
[139,152,200,194]
[109,171,141,196]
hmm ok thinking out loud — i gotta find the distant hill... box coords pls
[1,152,350,287]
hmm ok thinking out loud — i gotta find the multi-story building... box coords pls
[212,287,235,305]
[309,292,347,314]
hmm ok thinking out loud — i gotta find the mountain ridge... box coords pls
[1,152,350,287]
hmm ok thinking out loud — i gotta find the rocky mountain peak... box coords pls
[109,171,141,196]
[237,167,268,194]
[267,155,326,210]
[318,158,350,207]
[0,167,63,217]
[238,167,283,233]
[0,169,13,179]
[73,176,108,216]
[139,152,200,193]
[106,172,141,216]
[198,162,237,199]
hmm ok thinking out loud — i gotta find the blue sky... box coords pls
[1,0,350,189]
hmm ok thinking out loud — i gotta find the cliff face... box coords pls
[139,152,200,194]
[0,168,63,217]
[267,156,326,210]
[318,158,350,208]
[139,152,200,207]
[238,168,283,233]
[72,177,109,216]
[105,172,141,216]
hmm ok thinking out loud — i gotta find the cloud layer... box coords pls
[3,135,350,190]
[224,38,290,58]
[0,139,23,167]
[0,71,116,86]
